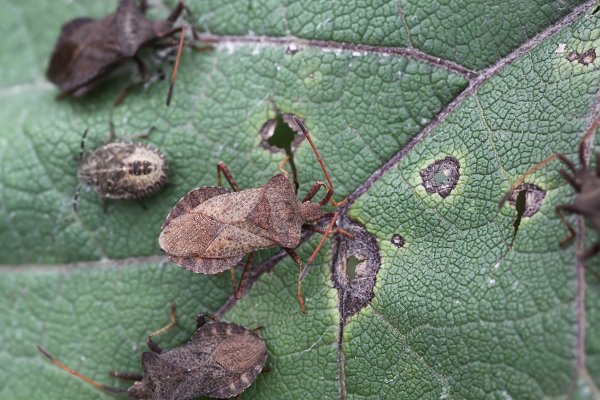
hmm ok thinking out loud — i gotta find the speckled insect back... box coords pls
[78,142,167,199]
[75,128,168,209]
[37,310,267,400]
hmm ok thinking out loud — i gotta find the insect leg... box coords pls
[584,242,600,260]
[167,0,185,23]
[109,371,143,381]
[556,204,581,247]
[578,116,600,166]
[216,161,240,191]
[146,305,177,354]
[196,312,217,329]
[73,184,81,212]
[37,346,127,394]
[302,223,353,238]
[113,56,149,106]
[284,248,306,313]
[234,252,255,299]
[596,153,600,176]
[558,169,581,191]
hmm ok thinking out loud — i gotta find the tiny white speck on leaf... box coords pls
[555,43,567,54]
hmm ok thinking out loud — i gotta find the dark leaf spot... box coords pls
[332,217,381,320]
[391,234,405,248]
[506,183,546,218]
[579,48,596,66]
[420,156,460,198]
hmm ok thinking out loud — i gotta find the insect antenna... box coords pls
[578,116,600,167]
[166,27,186,106]
[292,116,334,201]
[37,346,128,395]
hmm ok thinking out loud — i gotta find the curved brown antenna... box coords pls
[166,26,186,106]
[578,116,600,166]
[292,116,333,190]
[37,346,127,395]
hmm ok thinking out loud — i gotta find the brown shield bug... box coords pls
[159,116,346,312]
[37,307,267,399]
[46,0,196,105]
[75,124,168,211]
[501,116,600,260]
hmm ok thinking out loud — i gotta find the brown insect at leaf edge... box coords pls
[75,126,168,211]
[159,116,346,312]
[38,306,267,399]
[46,0,200,106]
[501,116,600,265]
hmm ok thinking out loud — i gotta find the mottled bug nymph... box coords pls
[75,125,168,210]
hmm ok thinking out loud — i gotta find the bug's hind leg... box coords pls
[146,305,177,354]
[556,204,581,247]
[234,252,255,299]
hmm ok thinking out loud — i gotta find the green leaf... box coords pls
[1,0,599,399]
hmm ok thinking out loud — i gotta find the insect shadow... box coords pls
[159,116,349,312]
[38,306,267,400]
[500,116,600,267]
[47,0,207,106]
[74,123,168,212]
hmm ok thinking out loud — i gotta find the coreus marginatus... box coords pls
[74,124,168,211]
[501,116,600,260]
[38,307,267,399]
[47,0,193,105]
[159,116,344,312]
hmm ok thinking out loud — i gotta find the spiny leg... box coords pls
[556,153,577,173]
[196,312,217,329]
[284,247,306,313]
[114,56,149,106]
[37,346,127,394]
[596,153,600,176]
[167,0,185,23]
[299,212,339,284]
[234,252,256,299]
[217,161,240,191]
[584,242,600,260]
[556,204,581,247]
[146,304,177,354]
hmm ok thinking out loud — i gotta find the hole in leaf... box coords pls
[420,156,460,198]
[579,48,596,66]
[506,183,545,218]
[332,217,381,320]
[345,256,362,280]
[259,112,306,191]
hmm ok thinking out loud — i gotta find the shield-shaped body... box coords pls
[78,141,168,200]
[159,174,311,273]
[135,320,267,400]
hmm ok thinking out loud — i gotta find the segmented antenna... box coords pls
[166,27,186,106]
[37,346,127,395]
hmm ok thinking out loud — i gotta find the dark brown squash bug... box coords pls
[75,125,168,210]
[38,307,267,399]
[159,116,347,312]
[46,0,194,105]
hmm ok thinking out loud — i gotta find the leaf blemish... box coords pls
[332,217,381,320]
[391,234,405,248]
[565,48,596,65]
[420,156,460,198]
[506,183,546,218]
